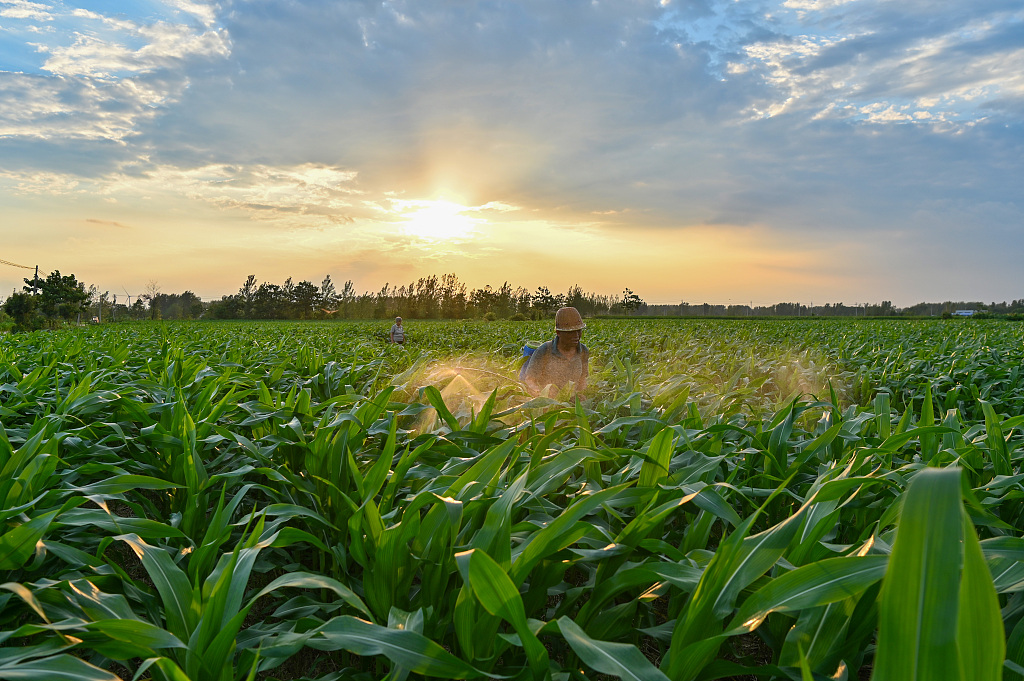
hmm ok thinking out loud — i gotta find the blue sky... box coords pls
[1,0,1021,307]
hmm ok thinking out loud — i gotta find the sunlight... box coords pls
[398,199,480,240]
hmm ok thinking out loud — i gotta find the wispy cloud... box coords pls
[1,162,363,226]
[0,1,53,22]
[84,218,130,229]
[0,1,228,142]
[734,3,1024,125]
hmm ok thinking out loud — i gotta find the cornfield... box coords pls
[1,318,1023,681]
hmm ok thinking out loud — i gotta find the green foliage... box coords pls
[23,270,89,320]
[1,291,40,331]
[621,287,645,314]
[0,319,1021,681]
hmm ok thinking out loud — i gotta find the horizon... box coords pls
[1,1,1022,308]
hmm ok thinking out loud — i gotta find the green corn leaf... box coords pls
[778,600,855,671]
[468,389,498,434]
[362,414,398,505]
[956,512,1003,680]
[455,549,548,678]
[0,654,122,681]
[67,475,182,496]
[0,508,60,570]
[309,615,489,679]
[114,534,195,642]
[557,616,670,681]
[875,392,891,440]
[84,619,186,650]
[728,555,888,632]
[638,427,675,488]
[444,438,518,497]
[919,385,937,463]
[872,467,961,680]
[871,466,1002,681]
[0,581,49,622]
[424,385,461,433]
[509,482,633,586]
[251,571,372,619]
[134,656,192,681]
[980,400,1011,477]
[58,509,185,540]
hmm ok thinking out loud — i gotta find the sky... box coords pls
[0,0,1022,308]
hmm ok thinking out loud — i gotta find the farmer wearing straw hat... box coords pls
[520,307,589,397]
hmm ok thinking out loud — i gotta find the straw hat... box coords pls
[555,307,586,331]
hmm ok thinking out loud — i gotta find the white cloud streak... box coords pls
[0,0,52,21]
[1,162,362,225]
[735,4,1024,126]
[0,1,228,142]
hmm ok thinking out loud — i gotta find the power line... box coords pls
[0,258,34,269]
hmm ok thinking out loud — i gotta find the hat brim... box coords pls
[556,323,586,331]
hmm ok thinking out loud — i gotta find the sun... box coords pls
[399,200,480,241]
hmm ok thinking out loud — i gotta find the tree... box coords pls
[320,275,339,312]
[292,280,319,318]
[621,288,644,314]
[253,283,283,319]
[3,291,38,329]
[130,297,147,320]
[338,279,356,316]
[239,275,257,318]
[439,273,467,319]
[207,295,241,319]
[23,270,90,320]
[144,280,162,320]
[532,286,558,316]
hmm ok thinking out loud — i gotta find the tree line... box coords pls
[4,269,1024,328]
[640,300,1024,318]
[202,274,634,321]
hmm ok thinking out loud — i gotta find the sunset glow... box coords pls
[396,200,481,242]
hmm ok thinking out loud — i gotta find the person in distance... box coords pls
[390,316,406,344]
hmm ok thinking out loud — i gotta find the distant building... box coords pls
[953,310,975,317]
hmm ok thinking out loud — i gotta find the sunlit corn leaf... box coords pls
[557,616,669,681]
[871,467,1003,681]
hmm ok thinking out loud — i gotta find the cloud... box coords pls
[0,2,229,143]
[0,71,168,141]
[84,218,130,229]
[0,167,81,193]
[734,3,1024,125]
[0,0,52,22]
[40,24,229,80]
[164,0,219,28]
[1,161,364,226]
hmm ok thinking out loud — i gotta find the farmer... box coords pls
[520,307,589,397]
[390,316,406,344]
